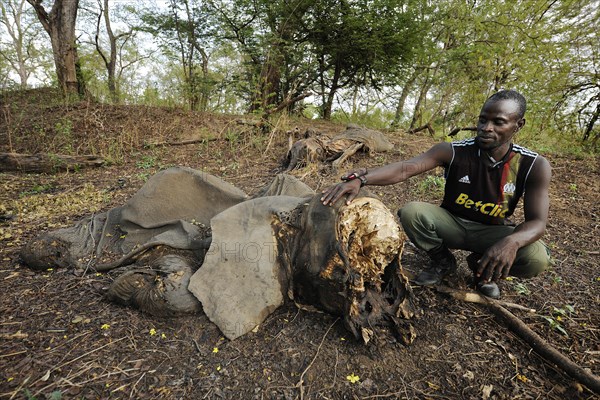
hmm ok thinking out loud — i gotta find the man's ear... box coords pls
[517,118,526,130]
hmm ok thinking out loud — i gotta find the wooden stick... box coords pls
[297,317,339,400]
[436,285,536,313]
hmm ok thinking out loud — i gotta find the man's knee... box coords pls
[512,241,551,278]
[397,201,431,227]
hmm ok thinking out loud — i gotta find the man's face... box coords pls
[476,99,524,151]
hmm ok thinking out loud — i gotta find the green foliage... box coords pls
[138,0,218,111]
[513,282,531,296]
[541,304,575,337]
[550,272,562,285]
[541,315,568,336]
[136,154,158,170]
[54,118,74,154]
[19,183,55,197]
[417,175,445,198]
[224,129,242,148]
[307,0,424,118]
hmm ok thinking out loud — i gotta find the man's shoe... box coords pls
[476,281,501,299]
[466,253,501,299]
[413,246,456,286]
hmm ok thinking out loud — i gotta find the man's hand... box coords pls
[476,237,520,282]
[321,179,361,206]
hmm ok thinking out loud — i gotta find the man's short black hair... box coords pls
[486,90,527,119]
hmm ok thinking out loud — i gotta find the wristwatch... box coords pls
[342,171,368,187]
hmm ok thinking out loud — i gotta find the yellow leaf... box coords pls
[101,324,110,330]
[517,374,528,383]
[213,347,219,353]
[149,328,156,335]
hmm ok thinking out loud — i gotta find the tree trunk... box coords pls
[94,0,119,103]
[198,49,209,112]
[392,69,419,127]
[27,0,81,98]
[410,74,431,131]
[103,0,118,103]
[249,46,282,113]
[322,62,342,120]
[583,101,600,141]
[0,152,104,173]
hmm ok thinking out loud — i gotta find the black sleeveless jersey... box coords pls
[441,138,538,225]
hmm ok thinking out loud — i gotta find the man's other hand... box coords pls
[476,238,519,282]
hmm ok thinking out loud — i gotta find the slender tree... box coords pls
[0,0,48,88]
[140,0,214,111]
[91,0,134,103]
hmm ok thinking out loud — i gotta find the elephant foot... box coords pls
[106,254,201,317]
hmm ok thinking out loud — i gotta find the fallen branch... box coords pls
[448,126,477,137]
[266,92,312,116]
[437,285,600,394]
[144,137,217,148]
[0,152,104,173]
[436,285,536,313]
[408,123,435,136]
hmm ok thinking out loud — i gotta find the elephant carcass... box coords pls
[19,168,415,343]
[188,190,415,344]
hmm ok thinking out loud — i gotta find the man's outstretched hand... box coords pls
[321,179,361,206]
[476,238,519,282]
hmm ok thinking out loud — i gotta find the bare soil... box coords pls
[0,89,598,399]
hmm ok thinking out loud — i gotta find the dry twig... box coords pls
[296,317,339,400]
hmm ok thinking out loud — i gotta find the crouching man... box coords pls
[321,90,551,298]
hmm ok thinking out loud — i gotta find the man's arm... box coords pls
[321,142,453,205]
[476,156,552,282]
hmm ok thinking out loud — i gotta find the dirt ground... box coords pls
[0,89,598,399]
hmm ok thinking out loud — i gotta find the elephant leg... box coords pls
[106,254,202,317]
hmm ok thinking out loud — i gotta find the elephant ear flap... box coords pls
[188,196,306,340]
